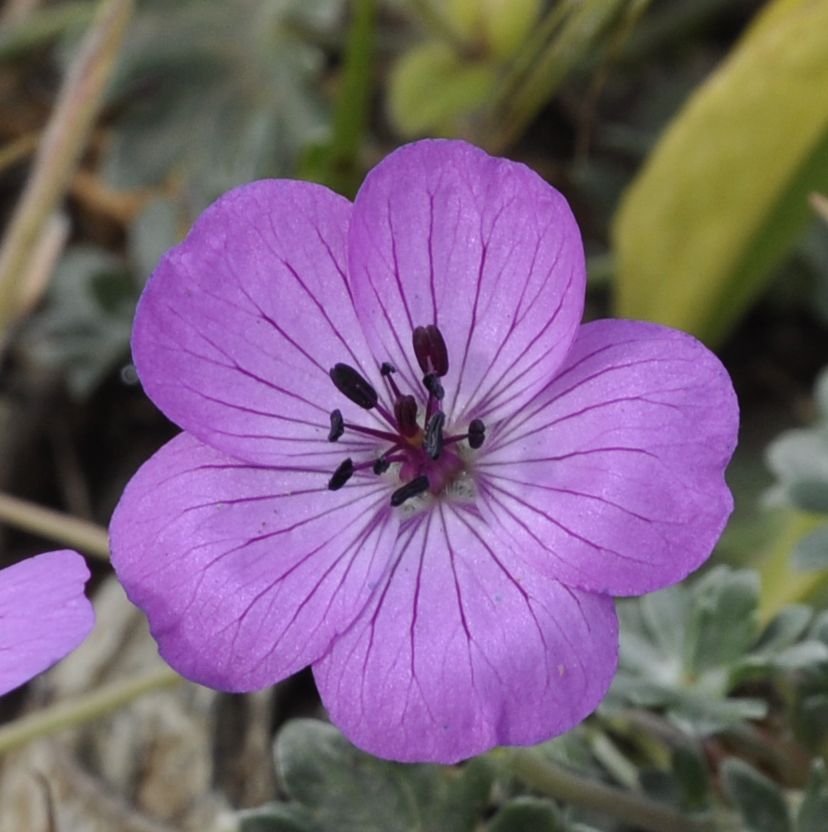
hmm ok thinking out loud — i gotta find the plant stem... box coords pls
[505,747,712,832]
[298,0,376,197]
[331,0,376,167]
[0,492,110,561]
[0,667,182,757]
[0,0,133,343]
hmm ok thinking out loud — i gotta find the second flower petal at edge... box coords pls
[132,180,383,467]
[109,432,399,692]
[0,550,95,695]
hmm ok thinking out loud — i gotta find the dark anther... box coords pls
[394,394,419,437]
[468,418,486,449]
[412,325,449,377]
[328,458,355,490]
[328,409,344,442]
[390,475,430,507]
[424,411,445,460]
[423,373,444,401]
[373,456,391,475]
[380,362,396,377]
[329,363,378,409]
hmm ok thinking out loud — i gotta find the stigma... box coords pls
[325,325,485,508]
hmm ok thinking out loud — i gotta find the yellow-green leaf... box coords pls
[388,41,495,138]
[613,0,828,345]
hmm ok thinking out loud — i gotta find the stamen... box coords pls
[394,395,419,437]
[328,409,345,442]
[382,361,405,401]
[390,475,430,507]
[413,325,449,377]
[424,411,445,460]
[329,363,378,409]
[341,422,402,443]
[468,418,486,449]
[328,458,354,490]
[372,456,391,474]
[423,373,444,401]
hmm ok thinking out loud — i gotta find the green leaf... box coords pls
[685,567,760,675]
[793,525,828,572]
[487,797,564,832]
[388,41,496,138]
[128,198,181,281]
[789,481,828,516]
[672,746,709,810]
[274,719,491,832]
[755,605,814,654]
[793,690,828,751]
[614,0,828,345]
[101,0,336,209]
[640,584,690,661]
[238,804,316,832]
[797,761,828,832]
[21,246,136,397]
[722,758,792,832]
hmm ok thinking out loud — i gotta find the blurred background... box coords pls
[1,1,828,830]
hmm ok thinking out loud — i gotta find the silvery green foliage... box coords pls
[99,0,341,211]
[766,367,828,571]
[28,0,343,399]
[21,200,178,398]
[237,719,491,832]
[723,759,828,832]
[604,566,828,734]
[21,246,136,397]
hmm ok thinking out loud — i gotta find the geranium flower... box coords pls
[1,550,94,695]
[110,140,738,763]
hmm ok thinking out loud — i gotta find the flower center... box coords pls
[326,324,485,508]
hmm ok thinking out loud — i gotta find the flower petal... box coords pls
[313,504,617,763]
[0,550,94,695]
[478,319,738,596]
[110,433,399,691]
[133,180,383,467]
[348,140,585,424]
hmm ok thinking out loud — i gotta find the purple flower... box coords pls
[0,550,94,695]
[110,140,738,763]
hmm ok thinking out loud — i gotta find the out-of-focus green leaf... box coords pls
[685,567,760,675]
[487,796,564,832]
[672,746,709,810]
[789,482,828,516]
[99,0,339,211]
[238,804,315,832]
[0,1,93,61]
[614,0,828,345]
[273,719,491,832]
[606,570,770,734]
[754,605,813,654]
[445,0,542,59]
[797,761,828,832]
[21,246,135,397]
[722,758,792,832]
[793,526,828,572]
[388,41,495,137]
[128,198,181,280]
